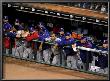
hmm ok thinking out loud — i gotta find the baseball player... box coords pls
[3,16,13,32]
[24,27,39,60]
[14,19,26,58]
[78,36,93,71]
[6,26,17,55]
[36,22,50,63]
[57,28,66,67]
[49,33,62,66]
[3,16,18,56]
[95,40,108,74]
[42,34,52,64]
[14,18,24,31]
[3,16,13,55]
[63,32,78,69]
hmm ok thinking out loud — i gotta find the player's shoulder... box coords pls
[55,38,61,41]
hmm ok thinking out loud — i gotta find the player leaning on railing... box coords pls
[35,22,50,63]
[62,32,78,69]
[24,27,39,60]
[2,16,108,75]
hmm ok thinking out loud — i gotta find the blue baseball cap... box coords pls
[59,28,64,32]
[15,18,19,23]
[29,27,35,32]
[18,25,24,30]
[81,36,87,40]
[4,16,8,20]
[65,32,71,36]
[38,22,45,28]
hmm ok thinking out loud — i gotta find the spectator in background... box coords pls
[90,3,95,10]
[101,5,106,13]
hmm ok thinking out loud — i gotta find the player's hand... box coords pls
[72,43,76,48]
[39,43,43,50]
[39,46,42,50]
[16,34,21,38]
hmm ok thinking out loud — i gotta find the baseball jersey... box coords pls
[3,22,12,31]
[63,38,75,55]
[78,41,93,63]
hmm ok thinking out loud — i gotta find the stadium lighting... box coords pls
[32,8,35,11]
[20,6,24,10]
[8,4,11,7]
[96,19,100,22]
[57,13,60,16]
[45,11,48,13]
[82,17,86,20]
[70,15,73,18]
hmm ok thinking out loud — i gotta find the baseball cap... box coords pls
[59,28,64,32]
[4,16,8,20]
[29,27,35,32]
[65,32,71,36]
[81,36,87,40]
[15,18,19,22]
[38,22,45,28]
[18,25,24,30]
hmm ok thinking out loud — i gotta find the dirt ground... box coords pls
[3,56,108,80]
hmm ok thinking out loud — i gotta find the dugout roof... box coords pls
[15,3,108,20]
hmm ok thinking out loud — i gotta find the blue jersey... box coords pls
[78,41,93,48]
[3,22,12,31]
[63,38,75,55]
[78,42,93,63]
[58,34,65,46]
[63,38,75,46]
[38,29,50,41]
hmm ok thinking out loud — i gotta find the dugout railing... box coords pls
[3,37,108,77]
